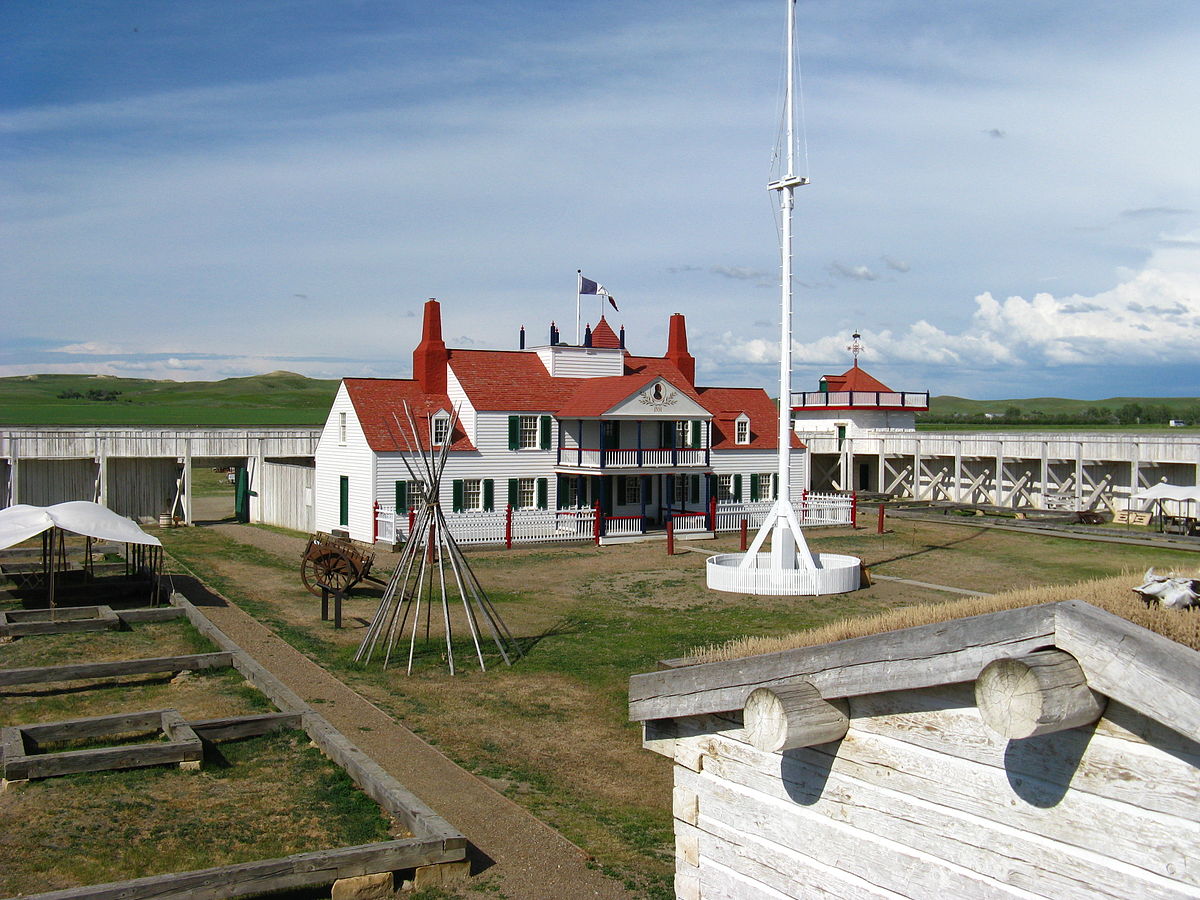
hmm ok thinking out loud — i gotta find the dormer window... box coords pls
[735,415,750,445]
[432,415,450,446]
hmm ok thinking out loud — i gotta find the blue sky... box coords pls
[3,1,1198,399]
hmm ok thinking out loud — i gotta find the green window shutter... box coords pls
[690,420,701,448]
[733,474,743,502]
[690,474,700,504]
[540,415,552,450]
[537,477,548,509]
[750,473,760,502]
[395,480,407,512]
[709,473,718,499]
[773,474,779,498]
[339,476,349,526]
[557,475,568,508]
[452,479,464,513]
[483,479,495,512]
[507,478,519,508]
[508,415,520,450]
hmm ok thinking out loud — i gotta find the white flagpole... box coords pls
[576,270,583,345]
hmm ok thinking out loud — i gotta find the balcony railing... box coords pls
[792,390,929,410]
[557,446,709,469]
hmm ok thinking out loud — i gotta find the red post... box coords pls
[851,491,858,529]
[372,500,379,544]
[593,501,602,544]
[666,518,675,556]
[877,502,885,534]
[739,518,748,552]
[505,505,513,549]
[409,508,416,534]
[709,495,717,531]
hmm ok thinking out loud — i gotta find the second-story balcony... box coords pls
[557,445,709,470]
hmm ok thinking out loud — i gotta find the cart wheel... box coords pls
[301,550,357,596]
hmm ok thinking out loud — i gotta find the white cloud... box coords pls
[52,341,128,355]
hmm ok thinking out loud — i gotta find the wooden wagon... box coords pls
[300,532,378,596]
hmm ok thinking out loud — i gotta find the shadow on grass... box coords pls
[167,574,229,608]
[870,527,988,567]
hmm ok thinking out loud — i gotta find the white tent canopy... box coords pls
[0,501,162,551]
[1131,483,1200,503]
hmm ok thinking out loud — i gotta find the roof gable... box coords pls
[559,375,711,419]
[342,378,475,453]
[824,365,893,393]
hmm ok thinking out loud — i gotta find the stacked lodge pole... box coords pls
[354,402,519,675]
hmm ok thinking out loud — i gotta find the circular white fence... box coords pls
[706,552,861,596]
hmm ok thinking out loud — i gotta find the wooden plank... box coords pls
[629,603,1057,721]
[0,653,234,687]
[8,737,203,781]
[696,728,1199,889]
[117,607,186,624]
[22,709,171,744]
[1054,600,1200,743]
[688,735,1196,899]
[21,837,462,900]
[187,712,303,741]
[1,725,26,763]
[848,685,1200,822]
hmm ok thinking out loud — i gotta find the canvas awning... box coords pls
[0,501,162,551]
[1131,483,1200,503]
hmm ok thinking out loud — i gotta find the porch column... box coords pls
[639,475,647,521]
[578,419,584,466]
[636,421,643,467]
[598,419,605,469]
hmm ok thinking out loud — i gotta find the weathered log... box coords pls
[742,681,849,752]
[975,648,1106,739]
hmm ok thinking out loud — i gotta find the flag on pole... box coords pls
[579,274,600,295]
[606,294,619,312]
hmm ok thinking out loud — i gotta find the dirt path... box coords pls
[195,525,633,900]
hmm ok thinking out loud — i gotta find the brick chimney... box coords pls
[413,298,448,393]
[665,312,695,384]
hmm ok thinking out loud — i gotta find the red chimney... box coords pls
[413,298,448,393]
[665,312,695,384]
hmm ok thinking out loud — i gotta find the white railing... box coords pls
[713,493,853,532]
[671,512,708,534]
[793,390,929,409]
[604,515,645,537]
[559,447,709,469]
[604,449,638,466]
[641,449,673,467]
[374,504,596,547]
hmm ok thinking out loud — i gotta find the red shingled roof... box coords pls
[447,349,582,411]
[590,317,621,349]
[823,364,893,393]
[556,372,707,418]
[343,378,475,453]
[697,386,803,450]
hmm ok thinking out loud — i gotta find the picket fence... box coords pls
[374,492,853,548]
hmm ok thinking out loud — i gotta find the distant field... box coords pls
[0,372,339,426]
[926,394,1200,427]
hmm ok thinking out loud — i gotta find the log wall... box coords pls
[653,684,1200,900]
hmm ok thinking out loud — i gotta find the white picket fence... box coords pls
[375,492,853,547]
[376,503,596,547]
[713,494,853,532]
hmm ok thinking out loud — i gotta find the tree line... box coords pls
[57,389,124,402]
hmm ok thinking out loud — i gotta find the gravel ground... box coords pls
[191,523,634,900]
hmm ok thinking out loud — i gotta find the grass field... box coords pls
[0,615,395,896]
[156,520,1200,899]
[0,372,338,426]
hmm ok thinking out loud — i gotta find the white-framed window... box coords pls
[432,415,449,446]
[717,474,735,502]
[734,415,750,445]
[675,420,691,448]
[672,475,686,505]
[463,479,482,510]
[756,473,776,501]
[338,411,347,445]
[623,476,641,505]
[518,477,537,509]
[519,415,539,449]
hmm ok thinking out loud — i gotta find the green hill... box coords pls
[924,395,1200,427]
[0,372,340,426]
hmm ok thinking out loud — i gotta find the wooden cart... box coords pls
[300,532,378,596]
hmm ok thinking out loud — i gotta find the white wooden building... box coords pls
[629,600,1200,900]
[314,300,807,543]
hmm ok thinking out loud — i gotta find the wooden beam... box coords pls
[0,653,234,687]
[743,681,849,752]
[975,649,1106,739]
[629,603,1058,721]
[187,712,303,742]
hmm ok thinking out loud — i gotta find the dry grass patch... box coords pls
[0,620,215,669]
[0,730,395,897]
[692,571,1200,663]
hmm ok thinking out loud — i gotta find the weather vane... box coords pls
[847,331,865,365]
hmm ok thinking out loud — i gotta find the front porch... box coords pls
[556,418,710,471]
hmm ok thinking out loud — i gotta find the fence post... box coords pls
[594,501,602,544]
[372,500,379,544]
[505,505,513,549]
[739,518,748,552]
[709,496,717,531]
[851,491,858,529]
[877,502,885,534]
[409,508,416,535]
[666,518,674,556]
